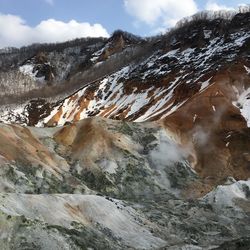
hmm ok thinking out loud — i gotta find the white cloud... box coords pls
[205,1,234,11]
[0,14,109,48]
[124,0,198,28]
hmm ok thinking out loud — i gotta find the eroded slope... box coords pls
[0,117,249,249]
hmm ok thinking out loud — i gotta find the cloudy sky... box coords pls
[0,0,249,48]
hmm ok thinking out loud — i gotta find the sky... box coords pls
[0,0,249,48]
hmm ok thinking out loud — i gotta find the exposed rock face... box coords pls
[97,30,143,62]
[0,118,194,197]
[0,118,249,249]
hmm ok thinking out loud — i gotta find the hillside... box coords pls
[1,12,250,124]
[0,10,250,250]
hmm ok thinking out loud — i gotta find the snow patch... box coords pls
[200,77,212,92]
[193,114,198,123]
[232,87,250,127]
[204,30,212,39]
[244,65,250,74]
[203,180,250,211]
[19,64,45,83]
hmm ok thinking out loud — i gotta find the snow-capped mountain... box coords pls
[1,12,250,126]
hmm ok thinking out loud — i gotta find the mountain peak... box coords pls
[109,29,143,44]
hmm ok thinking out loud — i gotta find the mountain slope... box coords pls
[2,12,250,126]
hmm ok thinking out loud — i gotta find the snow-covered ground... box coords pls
[233,87,250,127]
[19,64,45,83]
[203,179,250,211]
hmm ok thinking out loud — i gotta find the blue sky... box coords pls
[0,0,249,48]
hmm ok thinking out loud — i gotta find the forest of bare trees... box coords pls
[0,28,153,105]
[0,40,156,105]
[0,37,106,71]
[175,5,250,29]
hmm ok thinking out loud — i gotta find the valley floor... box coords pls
[0,117,249,249]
